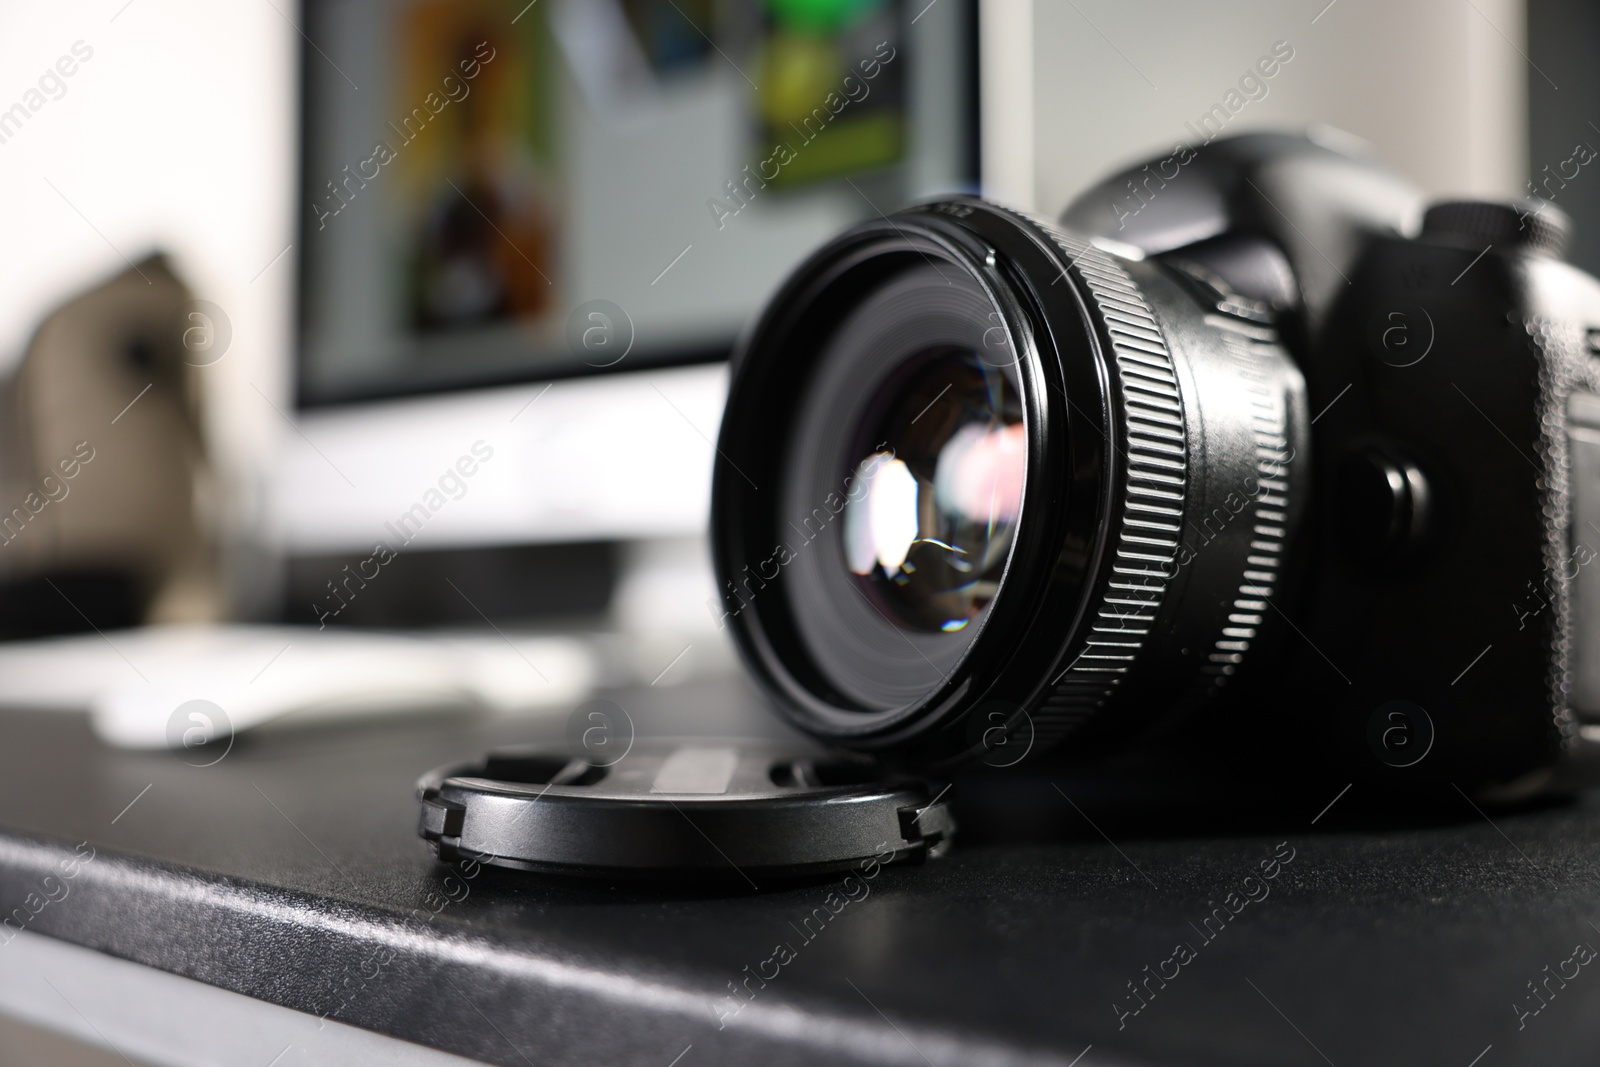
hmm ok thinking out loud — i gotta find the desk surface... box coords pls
[1,678,1598,1067]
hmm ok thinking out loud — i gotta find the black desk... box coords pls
[2,678,1598,1067]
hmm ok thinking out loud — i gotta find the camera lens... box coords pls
[712,200,1308,766]
[779,264,1026,710]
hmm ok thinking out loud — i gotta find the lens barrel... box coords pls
[711,199,1309,768]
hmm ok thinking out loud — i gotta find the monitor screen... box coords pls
[296,0,977,406]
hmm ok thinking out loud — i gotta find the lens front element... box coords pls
[779,262,1025,712]
[842,346,1025,635]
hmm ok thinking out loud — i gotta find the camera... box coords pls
[709,131,1600,797]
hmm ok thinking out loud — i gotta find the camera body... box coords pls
[1057,132,1600,795]
[712,132,1600,795]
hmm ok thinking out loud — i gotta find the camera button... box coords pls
[1336,448,1431,561]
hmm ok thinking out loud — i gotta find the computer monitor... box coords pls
[281,0,980,595]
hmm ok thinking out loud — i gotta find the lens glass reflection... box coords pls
[842,346,1025,633]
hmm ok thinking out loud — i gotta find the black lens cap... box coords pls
[417,743,954,881]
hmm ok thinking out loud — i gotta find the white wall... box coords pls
[983,0,1528,216]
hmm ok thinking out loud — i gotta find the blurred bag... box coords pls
[0,253,221,636]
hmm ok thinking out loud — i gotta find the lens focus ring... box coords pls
[1029,228,1192,742]
[1017,219,1304,751]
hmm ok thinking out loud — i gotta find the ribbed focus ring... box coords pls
[1031,228,1189,742]
[1198,312,1293,691]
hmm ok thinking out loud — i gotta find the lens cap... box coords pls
[416,743,954,880]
